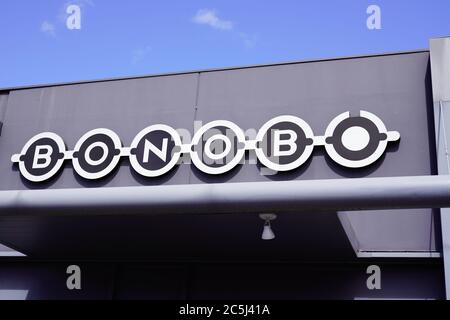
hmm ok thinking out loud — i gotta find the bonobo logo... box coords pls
[11,111,400,182]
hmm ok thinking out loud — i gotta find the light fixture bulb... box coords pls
[261,221,275,240]
[259,213,277,240]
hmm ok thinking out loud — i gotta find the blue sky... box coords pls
[0,0,449,88]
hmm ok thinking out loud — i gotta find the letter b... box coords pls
[273,129,297,157]
[32,145,53,169]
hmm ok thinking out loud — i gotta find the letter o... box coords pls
[72,128,122,180]
[190,120,246,175]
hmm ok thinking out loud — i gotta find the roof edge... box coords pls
[1,49,429,92]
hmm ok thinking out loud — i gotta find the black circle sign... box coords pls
[323,111,400,168]
[72,129,122,180]
[325,116,387,161]
[189,120,246,175]
[255,116,315,172]
[11,132,66,182]
[129,124,182,177]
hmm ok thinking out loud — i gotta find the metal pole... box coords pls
[0,175,449,217]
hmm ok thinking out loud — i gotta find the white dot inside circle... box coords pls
[341,126,370,151]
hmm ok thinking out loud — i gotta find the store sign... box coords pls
[11,111,400,182]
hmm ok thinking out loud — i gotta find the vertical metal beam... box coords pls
[0,92,9,137]
[430,37,450,299]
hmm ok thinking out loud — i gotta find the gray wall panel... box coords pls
[192,53,434,183]
[0,74,199,190]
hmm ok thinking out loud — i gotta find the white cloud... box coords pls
[239,32,257,49]
[192,9,233,31]
[81,0,95,6]
[132,46,152,65]
[41,20,56,37]
[192,9,256,48]
[65,0,94,9]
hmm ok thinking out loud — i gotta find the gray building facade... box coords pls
[0,37,449,300]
